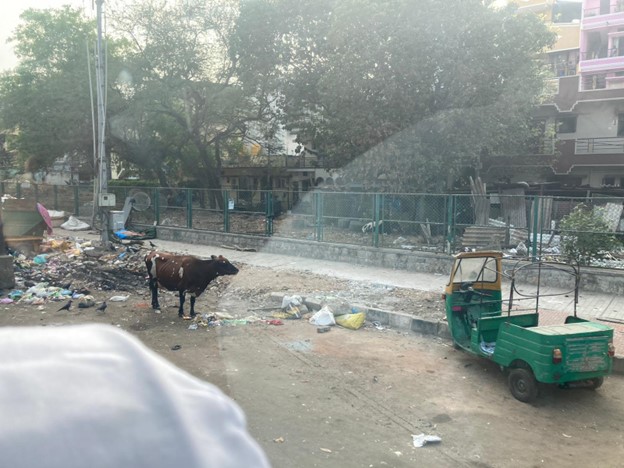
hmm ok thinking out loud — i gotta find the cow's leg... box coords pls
[178,290,185,317]
[189,296,196,317]
[149,278,160,310]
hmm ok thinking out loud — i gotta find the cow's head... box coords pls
[211,255,239,276]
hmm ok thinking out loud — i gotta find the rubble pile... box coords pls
[9,237,148,297]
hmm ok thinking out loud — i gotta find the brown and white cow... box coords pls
[145,251,239,317]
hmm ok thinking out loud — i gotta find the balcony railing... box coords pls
[580,48,623,60]
[584,4,624,17]
[581,73,607,90]
[576,137,624,154]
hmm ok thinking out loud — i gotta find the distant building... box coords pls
[484,0,624,193]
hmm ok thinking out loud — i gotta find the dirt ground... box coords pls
[2,245,624,467]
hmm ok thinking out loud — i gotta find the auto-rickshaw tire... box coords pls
[588,377,604,390]
[508,368,538,403]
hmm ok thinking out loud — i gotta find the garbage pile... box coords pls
[5,237,148,306]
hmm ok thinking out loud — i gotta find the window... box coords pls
[556,116,577,134]
[602,176,617,187]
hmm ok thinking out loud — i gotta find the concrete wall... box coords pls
[156,226,624,294]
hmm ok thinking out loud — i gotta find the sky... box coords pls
[0,0,92,71]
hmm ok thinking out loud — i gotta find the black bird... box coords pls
[149,241,157,248]
[96,302,107,312]
[57,300,72,311]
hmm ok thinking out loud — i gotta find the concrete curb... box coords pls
[273,293,624,375]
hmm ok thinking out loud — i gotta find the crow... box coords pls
[149,241,157,248]
[96,302,107,312]
[57,300,72,311]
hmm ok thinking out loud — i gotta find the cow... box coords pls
[145,251,239,318]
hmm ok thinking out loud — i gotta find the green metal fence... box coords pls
[3,182,624,266]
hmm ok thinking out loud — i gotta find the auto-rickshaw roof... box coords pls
[453,251,503,260]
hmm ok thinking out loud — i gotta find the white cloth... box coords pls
[0,324,270,468]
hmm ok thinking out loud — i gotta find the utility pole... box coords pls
[95,0,109,242]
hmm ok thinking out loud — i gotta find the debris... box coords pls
[109,295,129,302]
[188,323,199,330]
[60,216,90,231]
[78,299,96,309]
[96,302,107,312]
[316,326,331,333]
[412,434,442,448]
[266,319,284,326]
[273,437,284,443]
[171,344,181,351]
[320,448,332,453]
[335,311,366,330]
[309,306,335,326]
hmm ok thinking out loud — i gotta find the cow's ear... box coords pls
[218,255,226,260]
[211,255,218,260]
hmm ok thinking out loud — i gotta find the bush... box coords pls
[559,204,620,265]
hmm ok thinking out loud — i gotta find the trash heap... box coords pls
[4,236,148,306]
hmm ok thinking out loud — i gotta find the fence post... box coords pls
[186,188,192,229]
[315,192,323,241]
[16,183,21,199]
[54,185,59,210]
[73,186,79,216]
[223,190,230,233]
[446,194,455,253]
[153,188,160,226]
[265,192,273,236]
[373,193,382,248]
[531,196,539,261]
[34,184,39,203]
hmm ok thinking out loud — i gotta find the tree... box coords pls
[235,0,555,191]
[559,204,620,266]
[108,0,278,203]
[0,7,125,178]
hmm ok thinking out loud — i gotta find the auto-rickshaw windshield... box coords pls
[453,257,498,284]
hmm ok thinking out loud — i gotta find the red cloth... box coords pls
[37,203,53,235]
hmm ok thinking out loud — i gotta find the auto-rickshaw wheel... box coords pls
[588,377,604,390]
[508,368,538,403]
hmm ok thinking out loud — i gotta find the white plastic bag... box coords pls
[60,216,90,231]
[281,295,302,309]
[412,434,442,448]
[309,306,335,326]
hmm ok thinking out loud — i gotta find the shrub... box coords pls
[559,204,620,265]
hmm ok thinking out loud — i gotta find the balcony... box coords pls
[579,47,624,75]
[584,4,624,18]
[552,138,624,174]
[575,136,624,154]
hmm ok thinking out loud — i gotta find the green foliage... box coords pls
[235,0,556,191]
[559,204,620,266]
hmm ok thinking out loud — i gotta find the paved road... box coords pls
[47,229,624,467]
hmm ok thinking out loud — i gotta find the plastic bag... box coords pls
[335,312,366,330]
[60,216,90,231]
[309,306,335,326]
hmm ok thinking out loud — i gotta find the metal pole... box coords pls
[96,0,109,242]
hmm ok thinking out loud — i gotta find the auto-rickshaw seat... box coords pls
[477,313,539,343]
